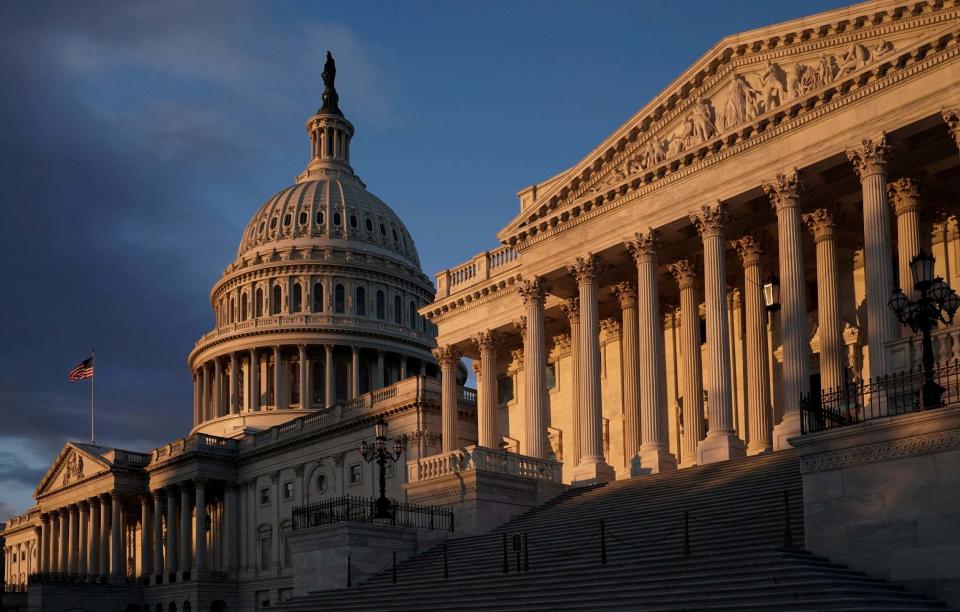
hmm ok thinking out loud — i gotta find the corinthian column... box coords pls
[626,230,676,473]
[847,135,897,377]
[110,492,121,577]
[139,496,150,578]
[165,486,177,578]
[668,260,705,467]
[324,344,335,408]
[804,208,846,393]
[78,502,88,574]
[213,358,223,418]
[691,202,746,463]
[199,365,209,423]
[58,508,68,573]
[249,348,260,412]
[229,352,239,414]
[472,330,499,448]
[944,108,960,156]
[518,277,549,459]
[561,299,581,467]
[732,236,773,454]
[611,282,640,464]
[67,505,77,574]
[298,344,308,408]
[568,254,615,484]
[152,491,162,581]
[433,345,461,452]
[98,494,109,575]
[889,178,923,300]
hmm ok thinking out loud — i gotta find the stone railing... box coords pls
[2,509,40,532]
[194,313,433,348]
[434,245,519,298]
[104,449,152,467]
[152,433,240,462]
[406,445,562,484]
[887,323,960,372]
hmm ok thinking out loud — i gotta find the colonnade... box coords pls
[35,492,122,577]
[193,345,426,426]
[434,129,946,475]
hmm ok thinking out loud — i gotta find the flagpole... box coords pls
[91,349,96,444]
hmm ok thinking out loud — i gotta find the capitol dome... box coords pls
[187,54,438,437]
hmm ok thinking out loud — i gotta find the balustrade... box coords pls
[407,445,562,484]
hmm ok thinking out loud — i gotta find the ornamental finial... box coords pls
[320,51,342,116]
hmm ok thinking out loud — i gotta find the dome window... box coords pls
[316,211,325,225]
[355,286,366,316]
[365,218,373,232]
[312,282,323,312]
[376,290,385,320]
[259,221,265,233]
[283,214,292,227]
[379,223,387,236]
[392,229,399,242]
[334,212,342,226]
[270,217,278,230]
[334,284,345,313]
[350,214,358,228]
[292,283,303,312]
[409,300,417,329]
[271,285,282,315]
[299,212,307,225]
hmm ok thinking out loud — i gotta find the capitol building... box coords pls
[4,1,960,610]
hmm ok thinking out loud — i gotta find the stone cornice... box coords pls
[501,10,959,250]
[422,273,522,323]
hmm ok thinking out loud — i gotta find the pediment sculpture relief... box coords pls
[61,452,84,487]
[595,40,896,192]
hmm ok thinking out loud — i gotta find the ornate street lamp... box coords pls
[888,249,959,408]
[360,415,404,519]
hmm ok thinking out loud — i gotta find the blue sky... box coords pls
[0,0,851,519]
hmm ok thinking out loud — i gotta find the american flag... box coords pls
[68,357,94,382]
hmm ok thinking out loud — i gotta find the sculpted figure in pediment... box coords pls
[639,137,666,168]
[719,73,760,131]
[836,42,872,78]
[758,60,790,110]
[690,98,717,143]
[815,53,837,88]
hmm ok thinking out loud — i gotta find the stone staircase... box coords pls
[280,450,950,611]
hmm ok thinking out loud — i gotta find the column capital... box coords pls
[762,168,803,211]
[567,254,605,285]
[624,228,660,264]
[471,330,499,352]
[432,345,462,367]
[611,282,638,308]
[731,235,763,267]
[847,132,891,178]
[600,317,621,339]
[690,200,729,238]
[151,489,163,501]
[561,298,580,324]
[667,258,697,289]
[138,494,150,505]
[517,277,546,306]
[888,177,921,216]
[273,345,281,354]
[803,207,839,242]
[98,492,111,503]
[942,107,960,149]
[512,316,528,341]
[351,345,359,355]
[471,361,481,379]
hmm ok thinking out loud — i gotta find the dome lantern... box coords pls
[298,51,355,182]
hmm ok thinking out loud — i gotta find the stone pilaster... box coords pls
[249,348,260,412]
[764,170,809,450]
[561,299,581,467]
[804,208,846,393]
[472,330,499,449]
[847,134,897,378]
[889,178,923,301]
[568,254,615,484]
[690,202,746,463]
[667,260,705,467]
[732,235,773,454]
[626,229,677,473]
[611,281,641,464]
[433,345,462,452]
[518,277,549,459]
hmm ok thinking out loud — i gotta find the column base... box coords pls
[747,440,773,455]
[773,412,802,451]
[696,431,746,465]
[632,446,678,476]
[572,458,615,486]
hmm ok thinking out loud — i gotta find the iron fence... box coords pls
[292,495,454,532]
[801,360,960,434]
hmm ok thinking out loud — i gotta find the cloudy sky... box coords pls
[0,0,849,519]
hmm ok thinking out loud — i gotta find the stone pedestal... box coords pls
[289,522,416,595]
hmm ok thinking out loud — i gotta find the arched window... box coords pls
[409,300,417,329]
[335,284,345,313]
[271,285,281,315]
[255,288,264,317]
[292,283,302,312]
[355,286,366,316]
[312,282,323,312]
[241,293,248,320]
[394,295,402,324]
[376,290,385,320]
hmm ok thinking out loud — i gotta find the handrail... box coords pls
[292,495,454,532]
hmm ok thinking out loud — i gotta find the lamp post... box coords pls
[888,249,959,408]
[360,416,404,519]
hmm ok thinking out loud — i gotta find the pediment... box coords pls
[497,0,956,245]
[34,443,111,498]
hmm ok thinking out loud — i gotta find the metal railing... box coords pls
[292,495,454,532]
[800,360,960,434]
[27,572,110,585]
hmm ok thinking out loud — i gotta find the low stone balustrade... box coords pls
[887,322,960,372]
[407,445,562,484]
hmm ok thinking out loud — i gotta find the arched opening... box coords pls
[355,286,366,316]
[292,283,303,312]
[359,364,370,394]
[335,362,348,402]
[312,360,325,406]
[394,295,402,324]
[409,300,417,329]
[255,288,264,317]
[313,282,323,312]
[376,290,385,320]
[335,284,345,313]
[241,293,248,320]
[271,285,282,315]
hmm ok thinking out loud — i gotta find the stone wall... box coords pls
[793,405,960,607]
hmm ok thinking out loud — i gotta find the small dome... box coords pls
[237,170,421,269]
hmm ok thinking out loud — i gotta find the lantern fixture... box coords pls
[910,249,936,292]
[359,415,404,519]
[763,274,781,313]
